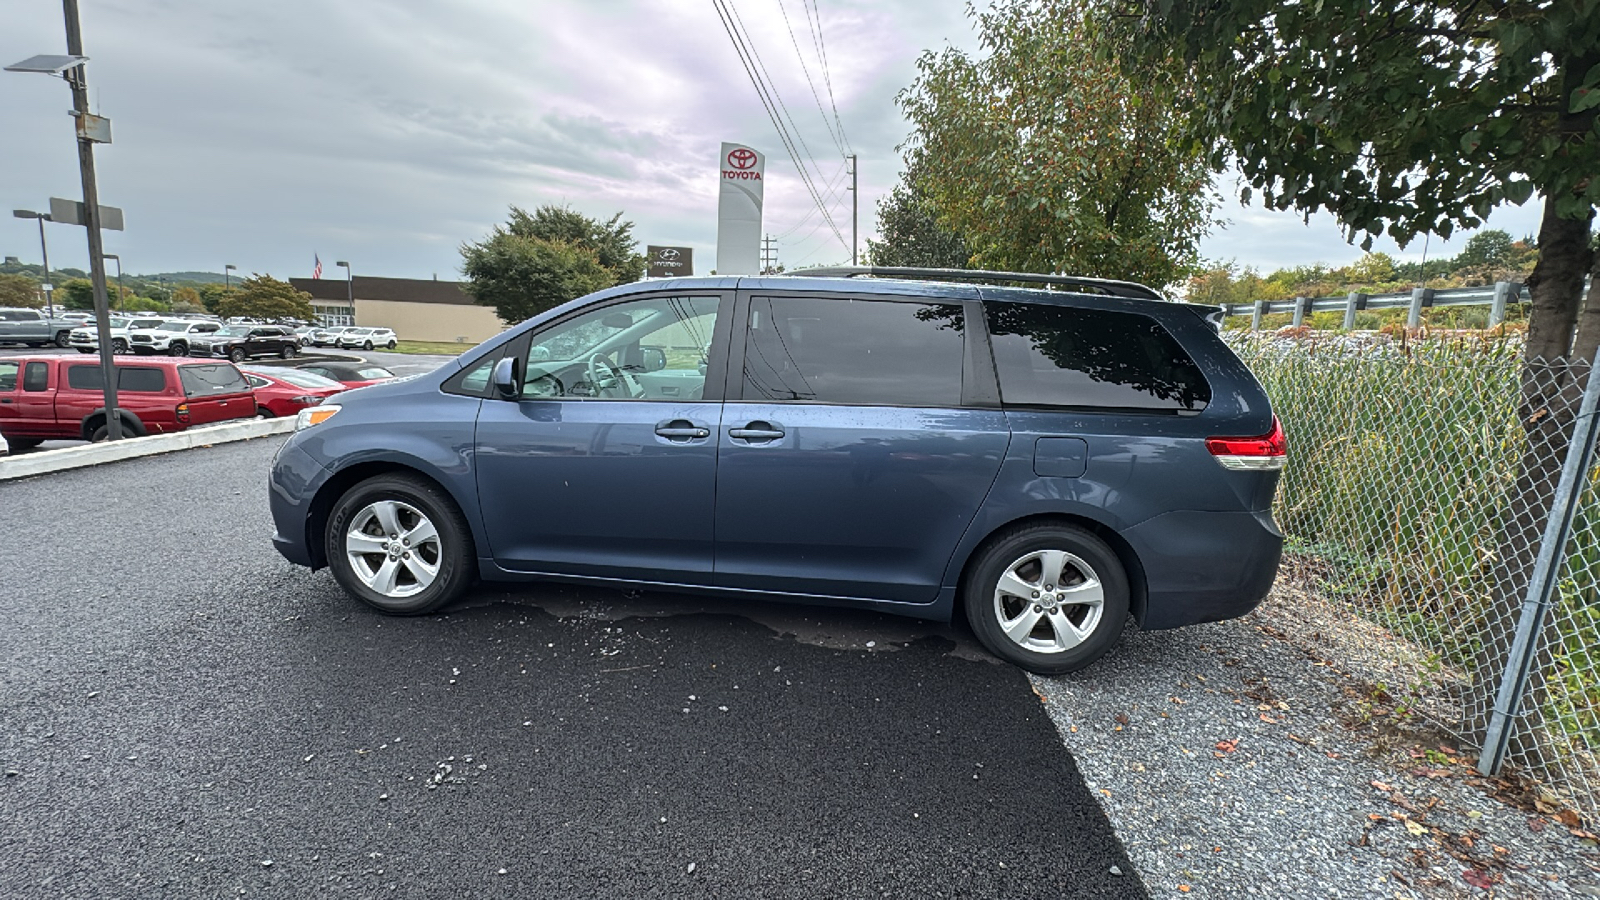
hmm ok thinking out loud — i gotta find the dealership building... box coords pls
[289,275,508,345]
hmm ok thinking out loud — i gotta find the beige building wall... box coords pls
[354,298,508,345]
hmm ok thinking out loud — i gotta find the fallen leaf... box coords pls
[1405,819,1426,837]
[1526,817,1546,833]
[1215,739,1239,753]
[1492,845,1508,855]
[1556,809,1581,828]
[1367,814,1385,822]
[1370,780,1393,792]
[1461,868,1496,890]
[1114,713,1129,725]
[1178,886,1191,893]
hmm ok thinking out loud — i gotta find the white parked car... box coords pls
[334,327,398,350]
[69,315,166,355]
[128,319,221,356]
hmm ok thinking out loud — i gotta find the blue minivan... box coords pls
[268,268,1284,674]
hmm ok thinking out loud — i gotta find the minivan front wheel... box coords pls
[326,474,473,615]
[964,524,1128,675]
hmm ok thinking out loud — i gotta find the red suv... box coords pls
[0,354,257,449]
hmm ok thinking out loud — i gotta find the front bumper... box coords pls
[269,436,332,568]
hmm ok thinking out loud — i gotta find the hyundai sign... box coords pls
[646,245,694,278]
[715,142,764,275]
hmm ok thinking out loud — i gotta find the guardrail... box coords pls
[1220,281,1531,330]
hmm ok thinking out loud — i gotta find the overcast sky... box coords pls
[3,0,1541,283]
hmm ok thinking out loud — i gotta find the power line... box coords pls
[804,0,851,155]
[776,0,846,158]
[773,160,851,239]
[711,0,849,252]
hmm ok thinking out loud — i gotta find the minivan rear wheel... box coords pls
[326,474,474,615]
[963,524,1128,675]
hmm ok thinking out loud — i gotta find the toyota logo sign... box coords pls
[727,148,757,170]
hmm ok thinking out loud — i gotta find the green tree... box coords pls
[170,287,204,315]
[215,275,316,321]
[896,0,1215,289]
[460,206,637,324]
[461,232,613,325]
[60,278,96,310]
[499,205,645,286]
[0,273,42,308]
[1455,229,1518,270]
[1116,0,1600,762]
[866,157,972,268]
[197,282,237,314]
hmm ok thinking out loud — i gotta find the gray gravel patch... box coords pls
[1031,589,1600,899]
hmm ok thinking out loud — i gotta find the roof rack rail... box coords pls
[784,266,1167,303]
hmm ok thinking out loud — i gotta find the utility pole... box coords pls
[64,0,121,440]
[761,235,777,274]
[849,153,858,266]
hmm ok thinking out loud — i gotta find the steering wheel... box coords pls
[586,353,641,399]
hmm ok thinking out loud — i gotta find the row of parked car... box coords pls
[0,353,398,452]
[0,308,400,358]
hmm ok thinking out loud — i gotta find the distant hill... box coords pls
[145,271,230,285]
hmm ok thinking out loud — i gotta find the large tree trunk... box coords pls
[1471,200,1596,769]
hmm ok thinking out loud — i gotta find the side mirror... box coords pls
[491,356,520,399]
[640,346,667,373]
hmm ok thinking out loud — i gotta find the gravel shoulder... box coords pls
[1031,587,1600,899]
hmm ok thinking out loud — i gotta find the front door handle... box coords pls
[655,419,710,442]
[729,421,785,443]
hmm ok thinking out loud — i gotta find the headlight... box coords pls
[295,404,340,430]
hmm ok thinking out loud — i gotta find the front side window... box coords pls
[23,362,48,392]
[0,361,17,392]
[740,296,965,407]
[522,295,723,401]
[984,302,1210,412]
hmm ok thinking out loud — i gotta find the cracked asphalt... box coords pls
[0,436,1143,898]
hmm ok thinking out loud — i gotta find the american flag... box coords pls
[312,254,323,279]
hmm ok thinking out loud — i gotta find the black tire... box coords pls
[112,338,129,354]
[325,474,474,615]
[5,437,43,451]
[386,340,397,349]
[257,406,274,419]
[229,347,247,363]
[168,343,188,357]
[279,344,297,359]
[962,524,1129,675]
[76,347,94,354]
[363,340,374,350]
[54,331,71,348]
[89,425,109,442]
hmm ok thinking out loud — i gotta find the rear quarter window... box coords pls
[66,365,170,392]
[985,302,1210,413]
[179,364,251,396]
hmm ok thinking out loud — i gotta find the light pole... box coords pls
[11,210,55,316]
[224,263,236,290]
[103,252,121,310]
[6,4,123,439]
[336,260,352,325]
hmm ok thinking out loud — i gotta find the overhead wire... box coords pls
[804,0,851,155]
[711,0,849,253]
[776,0,846,158]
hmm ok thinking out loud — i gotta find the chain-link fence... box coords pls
[1229,333,1600,820]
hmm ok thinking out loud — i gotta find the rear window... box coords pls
[178,364,251,396]
[356,367,393,380]
[66,365,170,392]
[984,303,1210,413]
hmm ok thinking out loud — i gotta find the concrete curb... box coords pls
[0,417,296,482]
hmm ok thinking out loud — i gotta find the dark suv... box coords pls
[189,325,300,362]
[268,268,1284,673]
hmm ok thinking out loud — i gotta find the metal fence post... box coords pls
[1480,363,1600,776]
[1252,300,1265,332]
[1488,282,1511,328]
[1292,296,1307,327]
[1343,292,1366,331]
[1408,287,1433,328]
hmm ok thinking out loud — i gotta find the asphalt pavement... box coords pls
[0,437,1144,899]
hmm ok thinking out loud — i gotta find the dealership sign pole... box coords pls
[715,143,764,275]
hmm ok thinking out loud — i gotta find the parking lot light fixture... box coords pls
[12,209,56,316]
[224,263,236,290]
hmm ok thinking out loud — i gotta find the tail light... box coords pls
[1206,415,1286,471]
[291,395,320,406]
[176,402,190,423]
